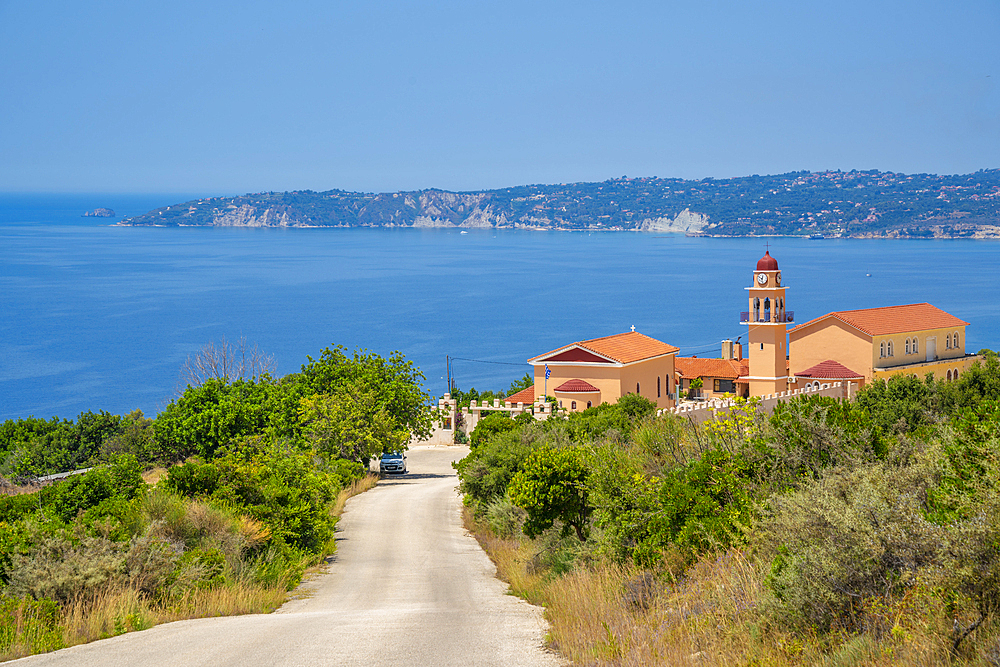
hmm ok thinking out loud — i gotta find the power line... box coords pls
[448,356,526,367]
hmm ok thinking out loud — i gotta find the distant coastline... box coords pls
[117,169,1000,239]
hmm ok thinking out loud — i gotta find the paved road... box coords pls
[15,446,562,667]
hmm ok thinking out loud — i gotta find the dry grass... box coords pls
[141,467,168,486]
[1,472,382,663]
[0,477,45,497]
[0,584,288,662]
[464,515,991,667]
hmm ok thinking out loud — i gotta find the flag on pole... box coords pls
[545,365,551,379]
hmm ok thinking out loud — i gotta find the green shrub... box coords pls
[648,448,755,556]
[326,457,365,489]
[469,412,518,449]
[484,496,525,538]
[124,532,181,596]
[163,460,221,498]
[508,446,591,541]
[585,441,662,564]
[6,535,126,604]
[454,427,540,510]
[761,461,942,631]
[164,440,338,557]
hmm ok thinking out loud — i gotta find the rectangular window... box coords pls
[714,379,735,393]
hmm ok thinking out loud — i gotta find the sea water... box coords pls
[2,193,999,421]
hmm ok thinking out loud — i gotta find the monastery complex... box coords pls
[509,250,977,412]
[426,250,980,442]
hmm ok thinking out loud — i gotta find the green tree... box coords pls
[506,373,534,396]
[298,382,410,465]
[508,446,591,541]
[154,378,297,460]
[299,346,432,442]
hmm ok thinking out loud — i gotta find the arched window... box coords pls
[947,370,952,381]
[905,339,911,355]
[587,401,592,409]
[880,341,886,358]
[571,401,577,410]
[912,338,918,355]
[636,382,640,394]
[764,298,771,322]
[753,297,760,321]
[954,369,959,380]
[558,400,563,408]
[887,341,894,357]
[954,332,960,349]
[945,334,952,350]
[657,376,661,398]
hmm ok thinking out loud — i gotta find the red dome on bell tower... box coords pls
[756,251,778,271]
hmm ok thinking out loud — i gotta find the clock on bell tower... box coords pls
[743,251,790,396]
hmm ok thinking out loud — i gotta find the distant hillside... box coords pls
[118,169,1000,238]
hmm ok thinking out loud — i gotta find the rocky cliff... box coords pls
[117,169,1000,237]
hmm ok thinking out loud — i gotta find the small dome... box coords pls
[756,251,778,271]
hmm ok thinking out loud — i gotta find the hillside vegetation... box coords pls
[456,351,1000,665]
[0,345,430,661]
[119,169,1000,238]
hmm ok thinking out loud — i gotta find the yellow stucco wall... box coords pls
[789,319,872,378]
[533,354,676,412]
[619,356,675,409]
[875,354,978,382]
[791,319,971,383]
[871,326,967,370]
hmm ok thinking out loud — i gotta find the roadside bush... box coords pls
[585,441,661,564]
[454,427,540,510]
[649,448,755,556]
[6,535,126,604]
[469,412,518,449]
[164,440,338,556]
[483,496,525,539]
[124,532,181,596]
[761,461,942,631]
[508,446,591,541]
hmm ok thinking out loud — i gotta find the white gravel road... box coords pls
[13,445,563,667]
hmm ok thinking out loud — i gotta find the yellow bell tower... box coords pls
[743,251,790,396]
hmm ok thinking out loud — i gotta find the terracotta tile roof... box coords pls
[554,379,600,393]
[505,386,535,404]
[796,360,864,379]
[531,331,679,365]
[792,303,969,337]
[675,357,746,380]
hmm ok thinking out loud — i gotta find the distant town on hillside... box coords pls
[119,169,1000,238]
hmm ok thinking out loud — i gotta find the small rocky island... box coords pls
[83,208,116,218]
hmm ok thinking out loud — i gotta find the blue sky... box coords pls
[1,0,997,194]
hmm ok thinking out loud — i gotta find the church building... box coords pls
[507,330,679,412]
